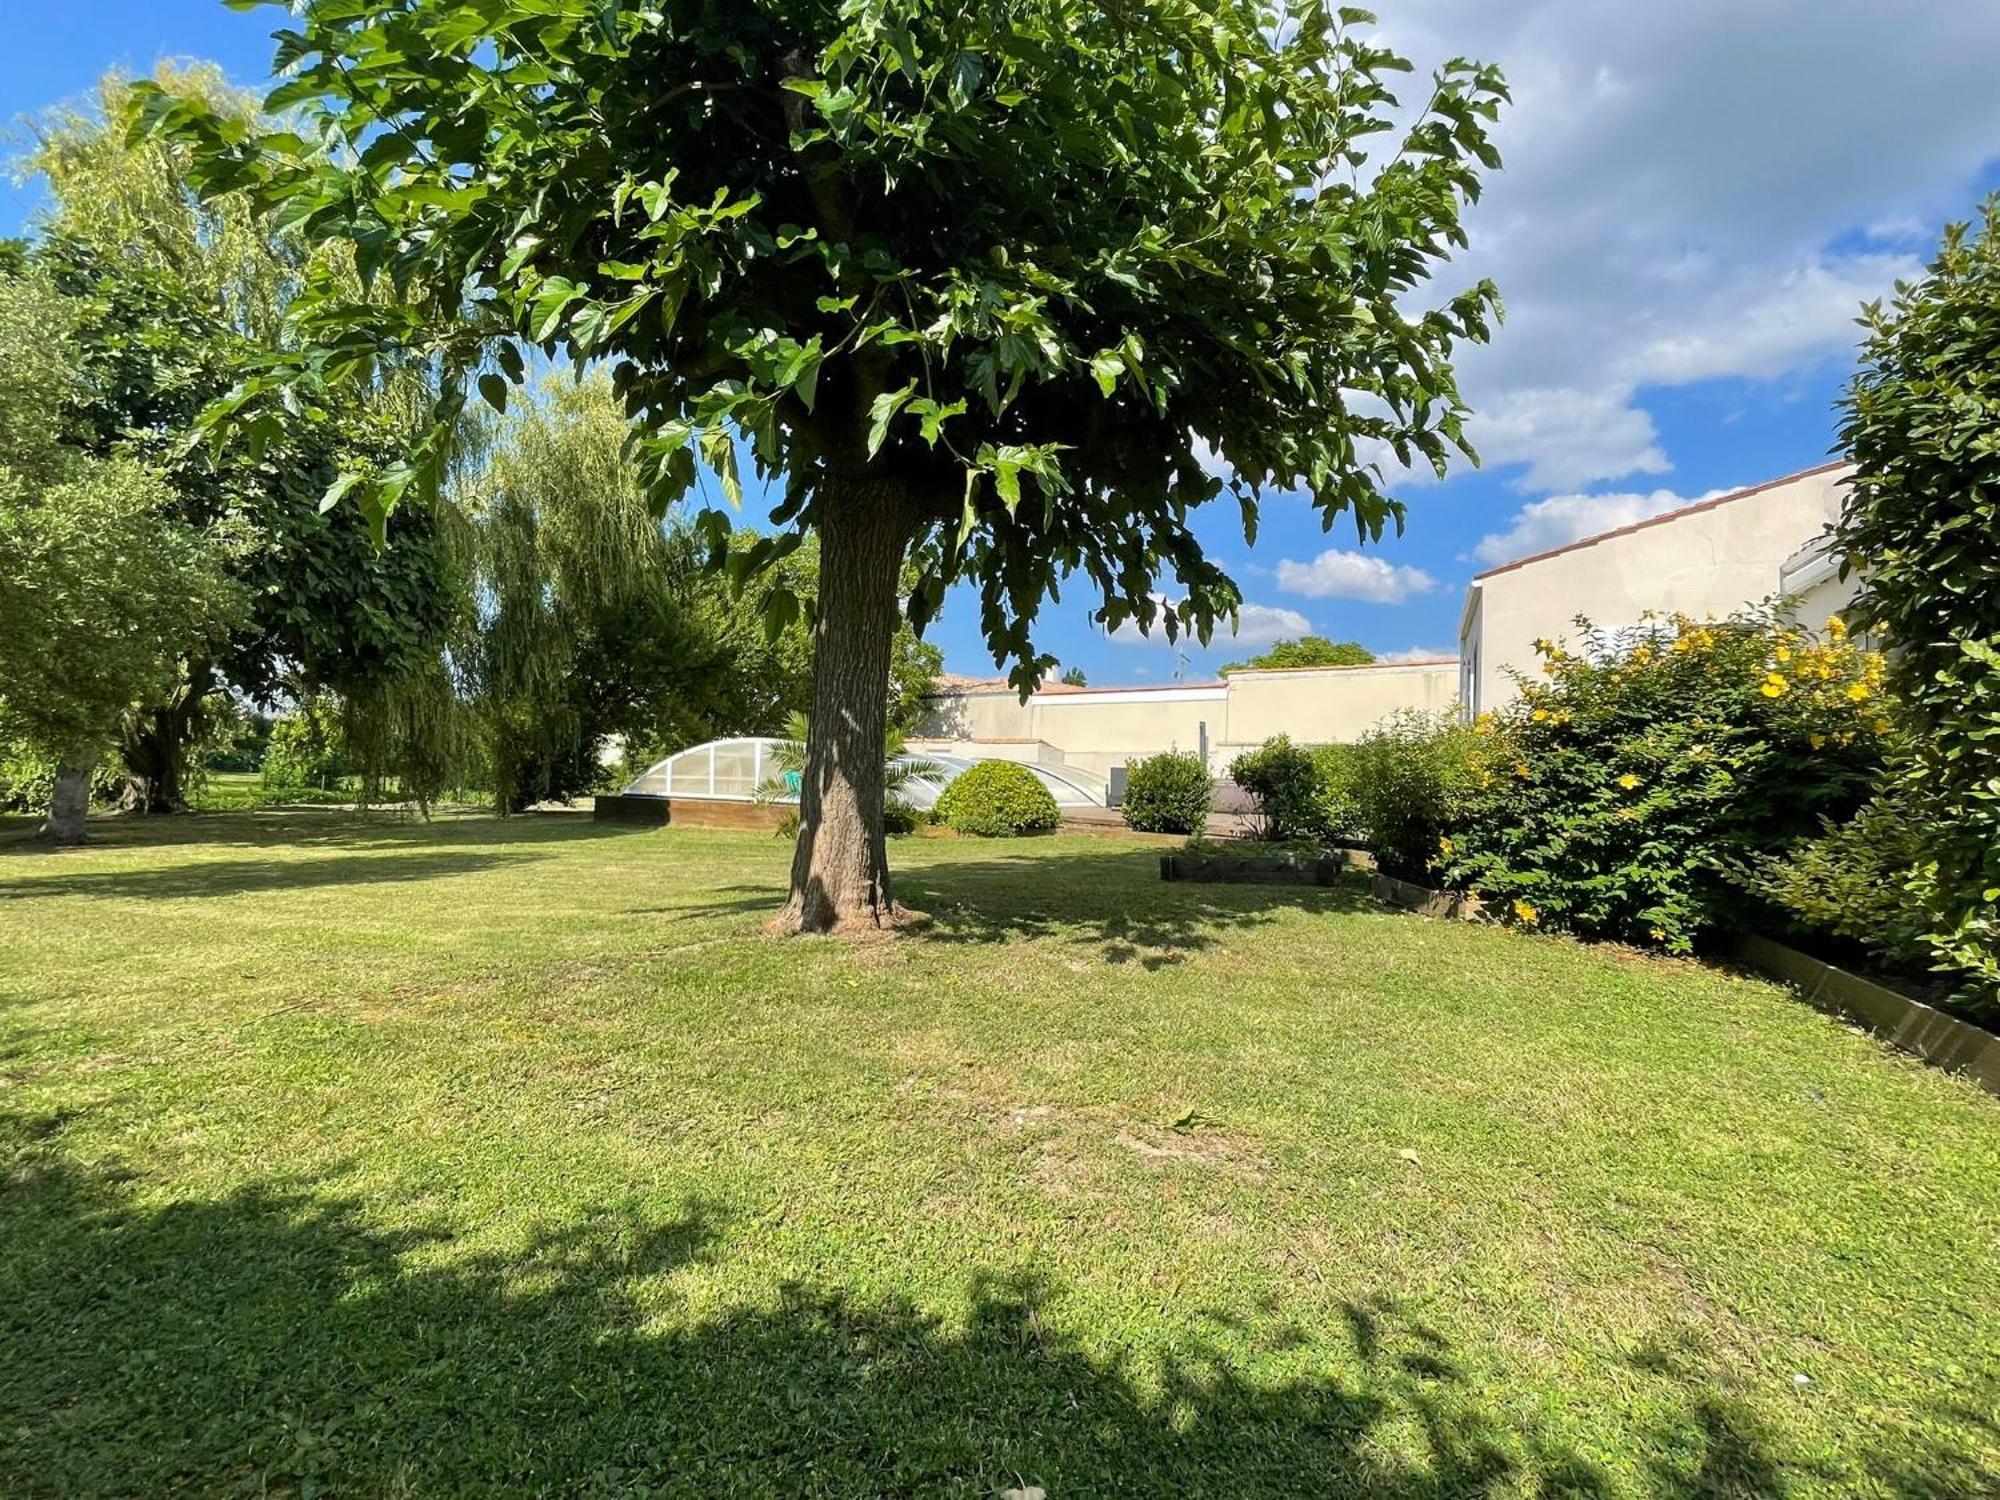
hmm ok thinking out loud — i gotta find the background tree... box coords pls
[1220,637,1377,674]
[155,1,1504,931]
[26,68,464,812]
[1836,196,2000,1007]
[1059,666,1088,689]
[0,272,242,843]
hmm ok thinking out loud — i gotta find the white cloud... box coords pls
[1470,486,1727,567]
[1275,550,1439,604]
[1375,646,1458,664]
[1360,3,2000,494]
[1470,388,1669,493]
[1107,595,1311,648]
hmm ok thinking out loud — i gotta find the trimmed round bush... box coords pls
[934,760,1061,837]
[1121,751,1213,834]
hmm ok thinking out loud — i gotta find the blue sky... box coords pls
[8,2,2000,685]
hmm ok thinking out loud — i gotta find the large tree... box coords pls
[28,69,465,812]
[0,273,242,844]
[1221,636,1376,674]
[154,1,1504,931]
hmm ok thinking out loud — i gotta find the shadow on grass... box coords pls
[0,849,557,902]
[900,849,1375,970]
[3,1113,1987,1496]
[0,808,626,859]
[0,1116,1732,1496]
[649,847,1377,969]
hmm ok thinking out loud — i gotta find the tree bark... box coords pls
[120,674,209,815]
[37,762,92,846]
[773,475,922,935]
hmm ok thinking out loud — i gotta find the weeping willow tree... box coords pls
[461,376,712,811]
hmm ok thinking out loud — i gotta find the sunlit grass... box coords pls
[1,809,1994,1496]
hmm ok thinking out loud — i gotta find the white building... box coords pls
[914,658,1459,778]
[1456,461,1855,714]
[913,460,1859,777]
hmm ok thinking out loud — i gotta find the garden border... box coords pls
[1161,850,1358,886]
[1726,933,2000,1097]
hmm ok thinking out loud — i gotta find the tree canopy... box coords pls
[1221,636,1376,674]
[151,1,1505,929]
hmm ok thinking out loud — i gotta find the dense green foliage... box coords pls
[1734,793,1935,973]
[261,698,353,792]
[1837,198,2000,1006]
[1446,614,1888,952]
[149,3,1504,670]
[0,746,125,814]
[1343,711,1493,881]
[1308,743,1366,844]
[1228,736,1323,843]
[0,459,242,781]
[1221,638,1376,675]
[24,69,467,808]
[1118,751,1213,835]
[933,761,1059,837]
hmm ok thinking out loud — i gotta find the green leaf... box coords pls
[477,373,509,415]
[866,383,917,459]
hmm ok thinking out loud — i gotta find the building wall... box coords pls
[916,661,1458,777]
[1460,463,1851,713]
[1221,661,1458,751]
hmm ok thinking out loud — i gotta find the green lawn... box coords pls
[1,811,1995,1497]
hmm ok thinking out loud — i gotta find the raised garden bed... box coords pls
[1371,871,1483,921]
[1160,849,1358,886]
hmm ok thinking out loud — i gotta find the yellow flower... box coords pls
[1616,772,1640,790]
[1759,674,1789,698]
[1826,614,1847,639]
[1808,733,1825,749]
[1513,899,1540,925]
[1872,719,1892,735]
[1648,927,1666,942]
[1846,681,1870,702]
[1438,835,1455,856]
[1775,646,1791,663]
[1514,761,1532,779]
[1531,707,1550,722]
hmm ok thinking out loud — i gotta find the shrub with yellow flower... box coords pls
[1438,608,1891,952]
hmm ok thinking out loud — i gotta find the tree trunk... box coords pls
[37,762,92,846]
[773,476,922,935]
[120,675,208,815]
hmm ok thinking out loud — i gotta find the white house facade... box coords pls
[1456,462,1854,714]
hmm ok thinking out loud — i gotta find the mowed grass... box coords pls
[0,811,1995,1498]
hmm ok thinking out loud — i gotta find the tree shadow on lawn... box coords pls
[16,1110,1969,1498]
[0,811,650,900]
[901,850,1376,970]
[657,849,1376,970]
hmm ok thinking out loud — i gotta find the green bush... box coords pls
[1344,711,1494,880]
[1731,793,1932,970]
[1446,612,1889,952]
[1309,743,1365,844]
[1227,735,1321,841]
[1120,751,1212,834]
[1837,200,2000,1007]
[262,698,350,791]
[934,760,1060,837]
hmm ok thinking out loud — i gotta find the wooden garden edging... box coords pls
[1369,872,1483,921]
[1161,850,1357,887]
[1727,933,2000,1097]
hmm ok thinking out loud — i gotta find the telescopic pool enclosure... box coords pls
[621,736,1111,811]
